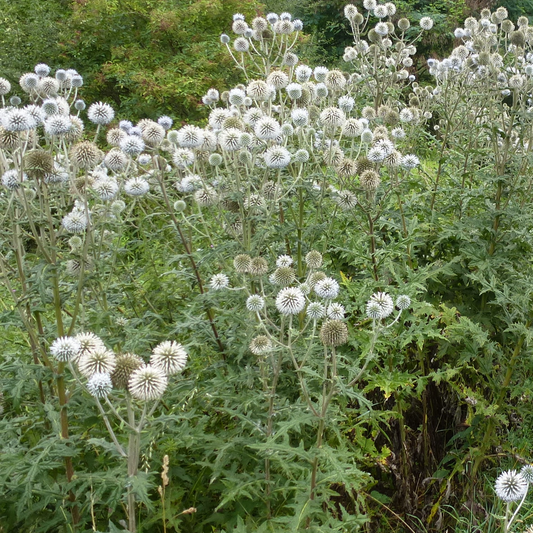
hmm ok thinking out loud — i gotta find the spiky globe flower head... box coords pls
[334,190,358,210]
[338,95,355,114]
[342,118,364,138]
[111,353,144,389]
[157,115,173,130]
[283,51,299,66]
[494,470,528,502]
[150,341,188,376]
[87,372,113,398]
[219,128,242,151]
[272,267,296,286]
[195,187,219,206]
[276,287,306,315]
[327,303,345,320]
[420,17,434,30]
[0,77,11,95]
[367,292,394,319]
[124,176,150,197]
[307,301,326,320]
[0,127,18,150]
[521,465,533,484]
[255,116,282,140]
[315,83,328,99]
[266,70,289,89]
[233,254,252,273]
[107,127,127,146]
[2,169,26,190]
[37,77,60,97]
[309,271,327,288]
[233,37,250,52]
[320,107,346,128]
[35,63,50,77]
[336,158,357,178]
[325,70,346,90]
[396,294,411,310]
[20,72,39,92]
[24,150,54,179]
[88,102,115,125]
[62,210,89,233]
[78,346,116,378]
[50,336,81,362]
[232,18,249,34]
[209,273,229,290]
[129,364,168,401]
[2,109,35,132]
[250,257,269,275]
[305,250,323,269]
[320,319,348,346]
[104,148,128,171]
[246,294,265,312]
[314,277,340,299]
[264,146,291,168]
[71,141,103,169]
[360,169,381,190]
[400,154,420,170]
[75,332,105,358]
[292,108,309,127]
[93,177,119,200]
[247,79,270,101]
[250,335,273,355]
[25,104,45,125]
[119,135,144,156]
[344,4,358,19]
[45,115,72,136]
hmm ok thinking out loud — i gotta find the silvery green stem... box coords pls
[507,488,528,531]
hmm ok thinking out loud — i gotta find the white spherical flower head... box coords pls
[314,66,329,82]
[78,346,116,378]
[124,176,150,197]
[255,116,282,140]
[373,5,388,17]
[292,108,309,127]
[401,154,420,170]
[295,64,313,82]
[76,332,105,358]
[177,125,204,148]
[158,115,173,130]
[320,107,346,128]
[209,273,230,290]
[327,303,345,320]
[396,294,411,310]
[50,336,81,362]
[62,211,89,233]
[286,83,302,100]
[307,301,326,320]
[264,146,291,168]
[250,335,273,355]
[150,340,188,375]
[88,102,115,125]
[2,170,26,190]
[0,77,11,95]
[129,365,168,401]
[495,470,528,502]
[521,465,533,484]
[93,178,119,200]
[420,17,434,30]
[120,135,145,156]
[368,292,394,319]
[246,294,265,312]
[314,277,340,300]
[375,22,389,36]
[276,255,293,267]
[338,95,355,113]
[276,287,306,315]
[3,109,36,132]
[87,372,113,398]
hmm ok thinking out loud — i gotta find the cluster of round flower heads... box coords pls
[49,332,188,401]
[218,11,304,59]
[366,292,411,320]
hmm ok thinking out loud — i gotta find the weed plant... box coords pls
[0,3,533,533]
